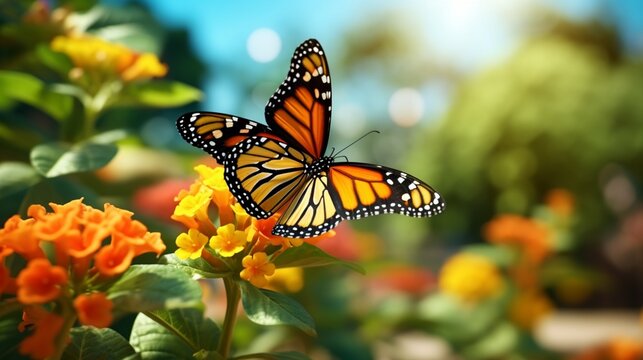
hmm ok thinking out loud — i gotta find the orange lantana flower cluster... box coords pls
[0,199,165,359]
[173,165,333,288]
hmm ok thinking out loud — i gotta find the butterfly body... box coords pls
[177,39,445,238]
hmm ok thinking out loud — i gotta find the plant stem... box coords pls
[51,300,77,360]
[217,277,241,359]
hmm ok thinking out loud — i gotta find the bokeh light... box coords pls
[388,88,425,127]
[246,28,281,63]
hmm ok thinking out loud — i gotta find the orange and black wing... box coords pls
[225,137,314,219]
[265,39,331,159]
[328,163,445,220]
[176,112,274,164]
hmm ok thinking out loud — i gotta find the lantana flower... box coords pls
[172,164,335,289]
[50,35,167,82]
[240,252,276,288]
[0,198,165,358]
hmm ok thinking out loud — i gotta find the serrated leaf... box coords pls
[273,243,364,274]
[232,351,311,360]
[116,81,201,108]
[130,309,219,359]
[108,265,202,313]
[0,162,41,198]
[160,254,232,278]
[30,141,117,178]
[0,70,74,121]
[239,281,316,336]
[63,327,139,360]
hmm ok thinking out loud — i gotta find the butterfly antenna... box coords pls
[334,130,380,157]
[329,147,336,157]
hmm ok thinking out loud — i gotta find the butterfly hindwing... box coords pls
[177,112,272,164]
[265,39,331,159]
[327,163,446,220]
[225,136,314,219]
[272,172,342,238]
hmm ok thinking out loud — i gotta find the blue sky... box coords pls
[106,0,643,129]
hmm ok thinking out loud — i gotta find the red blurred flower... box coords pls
[133,179,194,221]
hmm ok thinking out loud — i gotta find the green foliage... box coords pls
[239,281,317,337]
[130,309,220,359]
[161,254,233,278]
[0,70,74,122]
[0,162,41,198]
[115,81,202,108]
[30,141,118,178]
[273,242,364,274]
[64,327,139,360]
[108,265,203,313]
[407,24,643,240]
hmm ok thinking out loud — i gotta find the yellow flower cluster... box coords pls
[438,253,503,303]
[172,165,333,288]
[51,35,167,82]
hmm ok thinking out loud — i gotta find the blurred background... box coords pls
[1,0,642,359]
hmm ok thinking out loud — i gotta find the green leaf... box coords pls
[0,70,74,121]
[116,81,202,108]
[30,141,117,178]
[273,243,364,274]
[460,322,519,359]
[239,281,316,336]
[0,313,27,360]
[233,352,311,360]
[108,264,202,313]
[36,44,73,76]
[130,308,219,359]
[0,162,41,198]
[63,327,139,360]
[160,254,232,278]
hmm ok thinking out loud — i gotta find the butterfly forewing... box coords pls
[225,137,314,218]
[328,163,445,220]
[176,112,272,164]
[265,39,331,159]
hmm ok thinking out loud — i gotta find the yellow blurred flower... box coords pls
[267,267,304,293]
[51,35,167,82]
[240,252,275,288]
[509,290,553,330]
[439,253,503,303]
[175,229,208,260]
[209,224,248,257]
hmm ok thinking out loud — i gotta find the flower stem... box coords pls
[51,300,77,360]
[217,277,241,359]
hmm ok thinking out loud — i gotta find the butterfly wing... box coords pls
[328,163,445,220]
[176,112,274,164]
[272,162,445,238]
[225,136,314,219]
[265,39,331,159]
[272,172,342,238]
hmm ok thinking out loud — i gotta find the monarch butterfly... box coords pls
[177,39,445,238]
